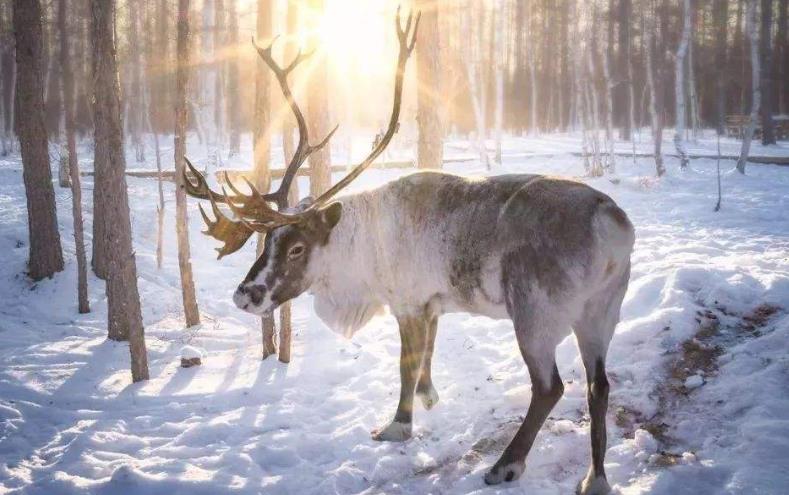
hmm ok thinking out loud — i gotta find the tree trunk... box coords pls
[58,0,89,313]
[674,0,691,169]
[307,0,332,196]
[278,0,301,364]
[528,1,538,136]
[492,0,504,165]
[688,25,700,141]
[227,0,240,156]
[1,0,14,156]
[601,30,616,174]
[777,0,787,114]
[90,0,148,381]
[416,0,444,169]
[645,16,665,177]
[142,0,165,269]
[464,0,488,168]
[44,5,62,140]
[12,0,65,281]
[254,0,276,359]
[174,0,201,328]
[214,0,225,151]
[737,0,760,174]
[714,0,728,134]
[150,0,170,133]
[618,0,632,140]
[254,0,272,194]
[128,0,144,162]
[760,0,775,144]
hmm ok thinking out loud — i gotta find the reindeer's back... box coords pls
[373,171,631,313]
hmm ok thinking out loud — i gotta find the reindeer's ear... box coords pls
[319,202,343,230]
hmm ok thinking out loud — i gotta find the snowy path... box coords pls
[1,137,788,494]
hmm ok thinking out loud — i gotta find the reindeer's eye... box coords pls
[288,244,306,260]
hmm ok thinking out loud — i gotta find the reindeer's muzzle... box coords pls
[233,283,272,314]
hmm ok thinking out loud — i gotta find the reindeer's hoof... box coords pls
[417,384,439,410]
[576,470,611,495]
[371,421,412,442]
[483,461,525,485]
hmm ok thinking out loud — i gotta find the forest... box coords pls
[0,0,788,493]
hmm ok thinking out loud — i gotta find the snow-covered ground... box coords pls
[1,132,788,494]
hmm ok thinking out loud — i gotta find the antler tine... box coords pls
[311,7,419,208]
[221,186,261,232]
[222,171,245,199]
[197,203,213,233]
[253,34,338,209]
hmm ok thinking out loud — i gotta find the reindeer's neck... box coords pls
[309,190,388,337]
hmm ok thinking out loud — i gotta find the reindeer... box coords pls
[183,9,633,494]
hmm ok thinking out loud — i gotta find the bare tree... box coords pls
[673,0,691,169]
[307,0,332,196]
[688,31,700,140]
[214,0,226,150]
[141,0,165,269]
[465,0,489,168]
[58,0,89,313]
[127,0,145,162]
[278,0,301,364]
[174,0,201,327]
[714,0,728,135]
[492,0,505,165]
[760,0,776,144]
[644,9,665,177]
[255,0,276,359]
[12,0,65,281]
[618,0,632,141]
[0,1,13,156]
[600,27,616,174]
[737,0,760,174]
[90,0,148,381]
[227,0,240,156]
[416,0,443,169]
[777,0,787,114]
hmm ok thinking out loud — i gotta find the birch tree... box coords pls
[174,0,201,327]
[737,0,760,174]
[673,0,691,169]
[13,0,65,281]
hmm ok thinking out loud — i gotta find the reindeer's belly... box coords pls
[441,256,509,320]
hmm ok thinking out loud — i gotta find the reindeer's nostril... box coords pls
[246,285,265,306]
[237,284,247,295]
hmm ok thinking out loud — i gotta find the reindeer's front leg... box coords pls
[372,313,427,442]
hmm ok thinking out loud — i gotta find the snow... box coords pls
[683,375,703,389]
[1,131,788,494]
[180,345,204,361]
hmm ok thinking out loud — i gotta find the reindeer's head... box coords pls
[182,8,418,316]
[233,201,342,315]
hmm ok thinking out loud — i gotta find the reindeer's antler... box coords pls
[183,7,419,258]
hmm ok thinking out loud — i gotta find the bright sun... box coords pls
[310,0,398,78]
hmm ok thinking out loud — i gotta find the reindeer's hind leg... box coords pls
[573,264,629,495]
[485,300,570,485]
[416,314,439,410]
[372,312,428,442]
